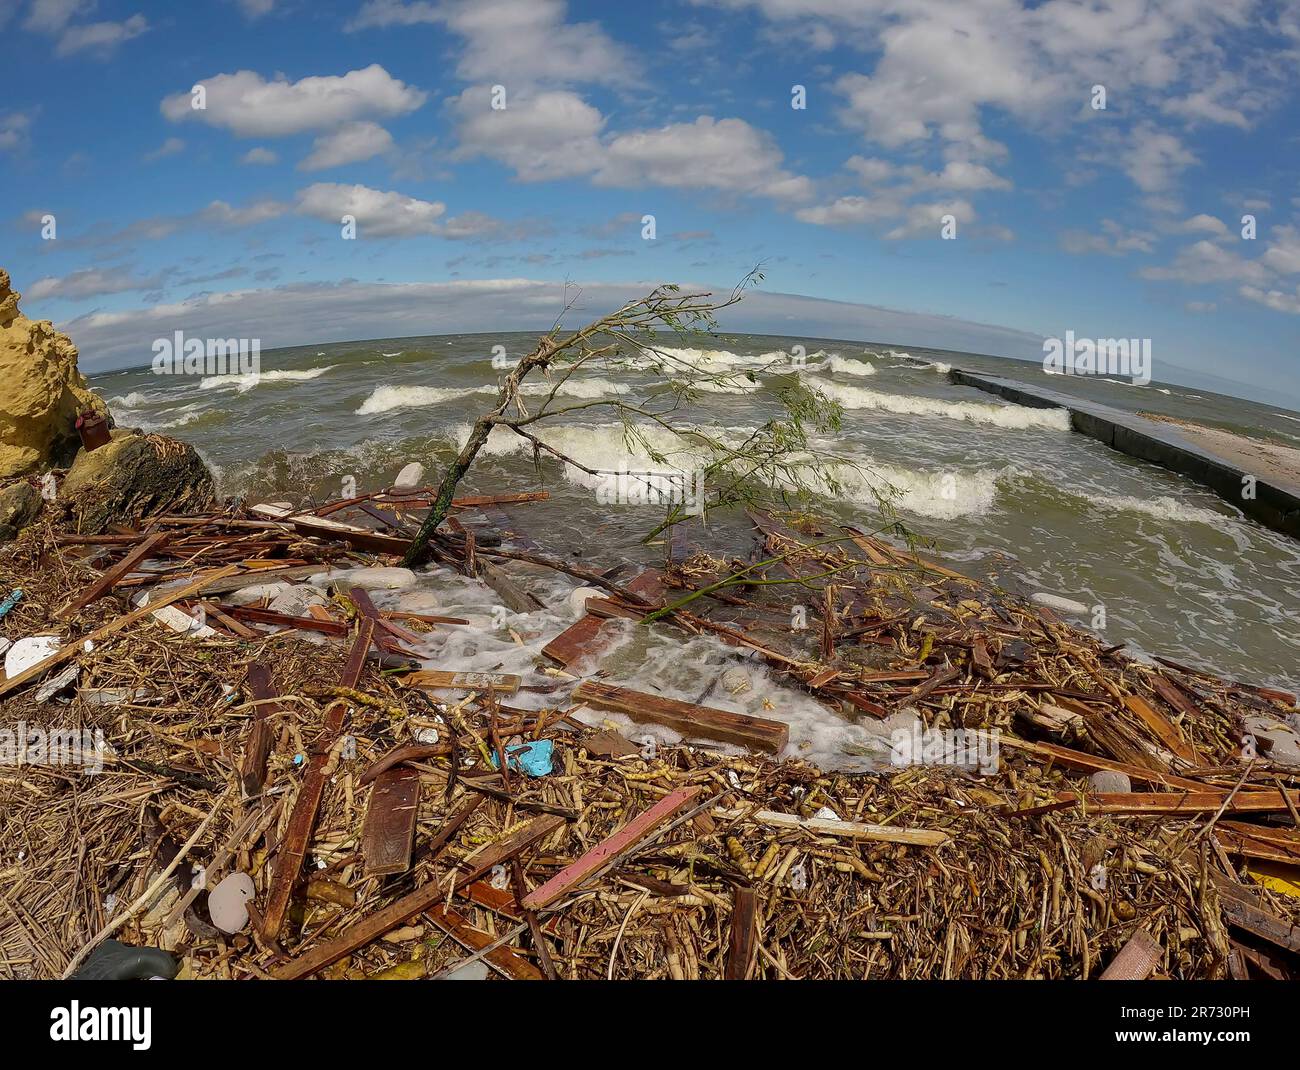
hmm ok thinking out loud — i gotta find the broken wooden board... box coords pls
[1122,694,1200,764]
[477,559,544,614]
[1209,871,1300,954]
[1099,930,1162,980]
[572,680,789,754]
[401,669,522,696]
[362,765,421,877]
[452,813,565,890]
[0,564,240,699]
[718,808,949,847]
[250,503,411,555]
[999,736,1211,792]
[1059,789,1300,815]
[422,901,543,980]
[1214,821,1300,866]
[521,786,702,911]
[541,569,665,667]
[261,616,376,940]
[240,662,280,797]
[54,531,168,621]
[725,886,759,980]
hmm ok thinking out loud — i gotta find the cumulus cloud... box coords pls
[348,0,639,87]
[161,65,426,138]
[1139,239,1271,285]
[294,182,446,237]
[450,88,604,181]
[1239,284,1300,314]
[143,136,185,162]
[55,13,147,55]
[0,111,32,152]
[1060,220,1157,256]
[299,121,395,170]
[241,146,278,165]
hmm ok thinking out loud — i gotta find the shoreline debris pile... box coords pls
[2,486,1298,980]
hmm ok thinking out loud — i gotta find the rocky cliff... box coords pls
[0,268,110,478]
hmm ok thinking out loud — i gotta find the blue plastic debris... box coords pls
[489,738,554,777]
[0,589,23,619]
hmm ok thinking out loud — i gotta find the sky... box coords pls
[1,0,1298,404]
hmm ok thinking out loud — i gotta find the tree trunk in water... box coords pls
[401,415,495,567]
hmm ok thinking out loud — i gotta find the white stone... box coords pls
[208,871,256,934]
[393,462,425,489]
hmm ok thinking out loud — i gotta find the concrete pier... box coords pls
[949,369,1300,538]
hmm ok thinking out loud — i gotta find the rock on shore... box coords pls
[0,268,109,478]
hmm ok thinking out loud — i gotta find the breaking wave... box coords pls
[1082,493,1236,527]
[356,385,468,414]
[200,365,336,394]
[811,379,1072,430]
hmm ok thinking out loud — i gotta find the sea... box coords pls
[86,332,1300,768]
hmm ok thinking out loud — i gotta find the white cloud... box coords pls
[299,121,395,170]
[595,117,813,202]
[1261,225,1300,275]
[241,146,278,165]
[1239,284,1300,314]
[796,195,898,227]
[161,65,426,138]
[349,0,638,87]
[26,267,162,302]
[295,182,446,237]
[61,277,1048,370]
[1123,123,1198,193]
[237,0,276,17]
[55,14,148,56]
[1140,239,1270,285]
[0,112,31,152]
[1179,213,1230,237]
[23,0,91,33]
[1060,220,1157,256]
[451,88,605,181]
[143,136,185,162]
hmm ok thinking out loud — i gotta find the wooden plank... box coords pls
[250,503,411,555]
[477,559,543,614]
[1059,789,1300,815]
[450,491,550,508]
[401,669,522,695]
[1099,930,1162,980]
[542,570,665,667]
[1123,694,1199,763]
[54,531,168,621]
[725,887,758,980]
[1215,821,1300,865]
[422,901,543,980]
[261,616,375,939]
[573,680,788,755]
[721,808,949,847]
[1210,871,1300,954]
[0,565,240,699]
[362,766,421,876]
[999,736,1211,792]
[240,662,279,796]
[522,787,702,911]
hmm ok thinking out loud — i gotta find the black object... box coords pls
[70,939,178,980]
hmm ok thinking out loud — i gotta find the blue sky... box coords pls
[2,0,1299,403]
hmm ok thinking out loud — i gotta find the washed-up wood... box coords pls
[402,669,522,695]
[1209,871,1300,954]
[1214,821,1300,865]
[261,616,376,940]
[476,559,543,613]
[522,787,702,911]
[725,886,759,980]
[999,737,1210,792]
[542,569,665,666]
[362,766,421,877]
[450,491,550,509]
[1099,930,1162,980]
[452,813,565,890]
[1061,789,1300,815]
[0,564,240,699]
[722,808,949,847]
[1123,694,1200,763]
[572,680,788,754]
[422,901,543,980]
[250,503,411,555]
[54,531,168,621]
[239,662,280,796]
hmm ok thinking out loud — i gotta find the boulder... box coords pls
[0,480,43,542]
[60,429,214,533]
[0,269,110,479]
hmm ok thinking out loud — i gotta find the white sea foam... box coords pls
[356,385,468,414]
[1082,493,1235,527]
[822,355,876,377]
[811,379,1072,430]
[109,391,150,409]
[200,365,335,394]
[518,377,631,399]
